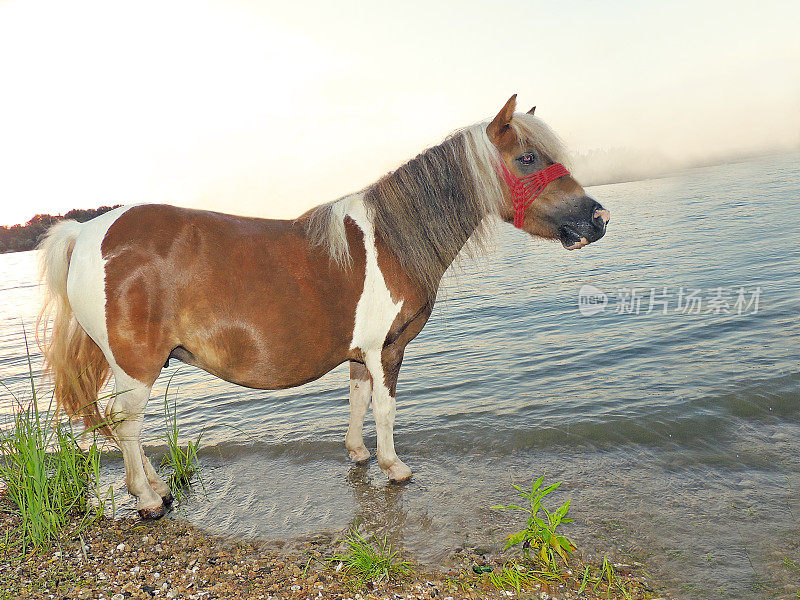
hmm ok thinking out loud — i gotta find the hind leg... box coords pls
[140,443,173,505]
[108,370,165,518]
[345,361,372,463]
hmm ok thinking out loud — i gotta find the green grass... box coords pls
[486,562,540,593]
[468,557,568,595]
[0,340,110,555]
[783,557,800,599]
[486,476,645,597]
[330,527,413,587]
[0,337,201,561]
[159,371,202,502]
[465,556,643,599]
[492,475,576,572]
[577,556,636,599]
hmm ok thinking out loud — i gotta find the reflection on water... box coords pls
[1,152,800,599]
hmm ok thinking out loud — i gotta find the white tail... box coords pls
[37,220,112,436]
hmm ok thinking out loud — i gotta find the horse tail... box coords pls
[37,220,113,437]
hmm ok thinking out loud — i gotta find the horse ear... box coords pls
[528,106,536,115]
[487,94,517,144]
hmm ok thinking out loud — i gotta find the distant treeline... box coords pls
[0,206,121,253]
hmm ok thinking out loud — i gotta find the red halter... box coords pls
[496,162,570,229]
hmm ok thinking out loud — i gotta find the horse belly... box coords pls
[177,314,350,390]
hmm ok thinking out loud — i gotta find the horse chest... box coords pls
[347,197,404,355]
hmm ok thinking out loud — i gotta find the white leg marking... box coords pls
[365,353,411,482]
[345,375,372,463]
[110,370,163,512]
[141,444,171,499]
[347,196,408,480]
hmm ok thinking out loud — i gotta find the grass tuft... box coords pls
[582,556,636,599]
[330,526,413,588]
[159,371,201,502]
[0,338,109,555]
[493,475,576,573]
[486,562,540,593]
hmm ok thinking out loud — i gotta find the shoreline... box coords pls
[0,504,665,600]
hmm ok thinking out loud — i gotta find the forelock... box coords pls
[508,113,570,167]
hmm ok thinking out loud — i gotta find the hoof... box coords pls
[348,446,371,464]
[138,503,167,520]
[161,491,174,506]
[387,461,412,484]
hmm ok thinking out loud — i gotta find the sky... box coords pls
[0,0,798,226]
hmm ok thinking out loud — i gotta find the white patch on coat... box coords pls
[63,205,165,509]
[346,195,409,475]
[66,204,135,375]
[347,195,403,354]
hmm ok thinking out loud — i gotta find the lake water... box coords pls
[1,152,799,599]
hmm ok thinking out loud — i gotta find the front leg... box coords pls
[364,346,411,483]
[345,360,372,463]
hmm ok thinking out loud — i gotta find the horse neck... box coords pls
[411,206,479,291]
[365,137,492,300]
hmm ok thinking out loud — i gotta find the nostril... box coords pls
[592,208,610,226]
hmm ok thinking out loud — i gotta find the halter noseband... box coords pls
[496,161,570,229]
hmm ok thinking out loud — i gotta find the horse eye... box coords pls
[518,153,536,165]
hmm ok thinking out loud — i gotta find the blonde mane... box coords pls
[304,112,568,295]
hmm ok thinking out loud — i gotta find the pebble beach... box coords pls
[0,500,662,600]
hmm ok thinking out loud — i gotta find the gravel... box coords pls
[0,501,665,600]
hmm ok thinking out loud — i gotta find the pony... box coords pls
[37,95,609,519]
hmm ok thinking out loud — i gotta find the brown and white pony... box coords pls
[37,96,609,519]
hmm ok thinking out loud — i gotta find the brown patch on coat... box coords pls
[374,233,434,393]
[101,205,371,388]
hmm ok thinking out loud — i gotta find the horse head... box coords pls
[487,95,610,250]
